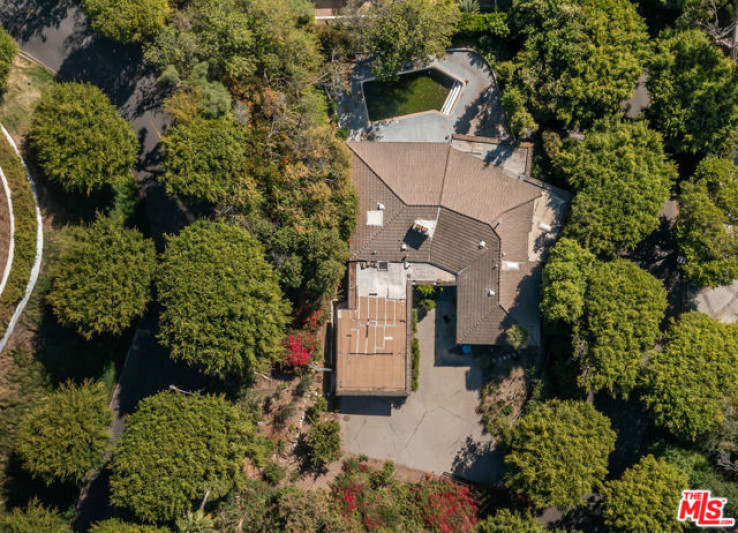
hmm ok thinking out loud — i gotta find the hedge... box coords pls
[0,133,37,332]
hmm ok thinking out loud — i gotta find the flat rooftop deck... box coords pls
[336,294,408,395]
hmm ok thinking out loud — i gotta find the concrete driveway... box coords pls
[339,289,503,483]
[339,50,509,143]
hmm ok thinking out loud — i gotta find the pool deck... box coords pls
[337,50,511,143]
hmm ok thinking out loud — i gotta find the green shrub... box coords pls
[83,0,170,43]
[305,420,341,467]
[505,325,529,350]
[90,518,170,532]
[30,82,139,194]
[15,381,111,485]
[306,396,328,424]
[47,216,156,339]
[0,499,72,532]
[263,461,286,485]
[109,391,256,523]
[456,12,509,37]
[419,298,436,312]
[0,26,17,94]
[411,337,421,392]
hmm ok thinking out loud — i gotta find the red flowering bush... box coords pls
[285,333,310,369]
[409,477,480,533]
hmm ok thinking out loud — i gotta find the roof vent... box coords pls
[487,289,496,297]
[377,202,385,210]
[400,243,408,251]
[404,262,410,269]
[478,240,486,249]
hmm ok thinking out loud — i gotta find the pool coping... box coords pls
[360,63,467,125]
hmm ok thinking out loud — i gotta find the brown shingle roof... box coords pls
[346,141,558,346]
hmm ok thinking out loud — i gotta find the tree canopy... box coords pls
[29,82,139,194]
[15,381,111,485]
[578,259,667,396]
[109,391,256,523]
[157,219,290,379]
[558,120,676,257]
[503,400,616,509]
[350,0,460,81]
[602,454,688,533]
[504,0,649,131]
[161,116,247,204]
[677,156,738,286]
[541,237,595,324]
[476,509,544,532]
[47,216,156,339]
[305,420,341,467]
[82,0,170,43]
[0,500,72,533]
[647,28,738,155]
[644,312,738,441]
[0,26,16,94]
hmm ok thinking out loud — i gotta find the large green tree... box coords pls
[602,455,688,533]
[0,26,17,94]
[647,28,738,155]
[109,391,256,523]
[83,0,170,43]
[558,120,676,257]
[29,83,139,194]
[15,381,111,485]
[579,259,667,396]
[677,156,738,286]
[157,220,290,379]
[503,400,616,509]
[504,0,649,131]
[351,0,460,81]
[540,237,595,324]
[161,116,247,204]
[476,509,544,532]
[644,312,738,441]
[0,500,72,533]
[47,216,156,339]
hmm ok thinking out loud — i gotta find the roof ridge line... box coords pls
[437,143,453,206]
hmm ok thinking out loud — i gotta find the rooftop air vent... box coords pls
[377,202,385,210]
[487,289,496,297]
[478,240,486,249]
[400,243,408,252]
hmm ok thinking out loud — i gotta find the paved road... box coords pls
[0,0,203,527]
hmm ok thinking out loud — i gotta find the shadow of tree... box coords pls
[0,0,76,44]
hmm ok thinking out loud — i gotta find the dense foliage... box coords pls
[351,0,460,81]
[109,391,256,523]
[0,500,72,532]
[602,454,688,532]
[677,156,738,286]
[476,509,544,532]
[540,238,595,324]
[161,116,247,204]
[0,26,16,94]
[15,381,110,485]
[47,216,156,339]
[644,312,738,441]
[90,519,170,533]
[157,220,290,379]
[578,259,667,396]
[83,0,170,43]
[648,28,738,155]
[503,0,649,132]
[503,400,616,509]
[557,121,676,257]
[29,83,139,194]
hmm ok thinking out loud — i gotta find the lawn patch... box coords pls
[0,56,54,138]
[363,68,454,122]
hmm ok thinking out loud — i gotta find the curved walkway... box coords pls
[0,124,44,353]
[0,148,15,299]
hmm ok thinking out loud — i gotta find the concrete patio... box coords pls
[339,289,503,483]
[338,50,510,143]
